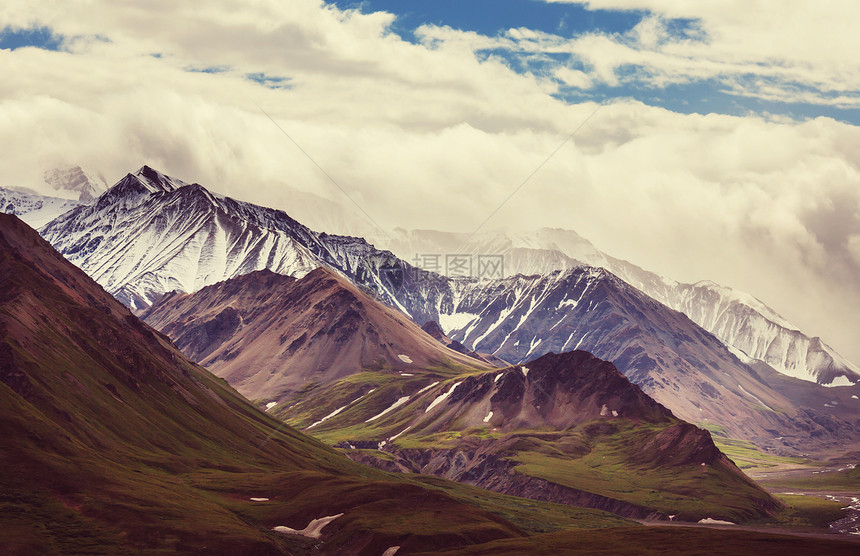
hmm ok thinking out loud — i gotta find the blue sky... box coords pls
[0,26,64,51]
[331,0,644,39]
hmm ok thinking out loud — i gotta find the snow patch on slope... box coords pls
[438,312,479,335]
[416,381,440,395]
[273,513,343,539]
[425,382,462,413]
[366,396,411,423]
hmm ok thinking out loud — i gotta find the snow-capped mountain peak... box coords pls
[39,168,382,310]
[133,165,189,193]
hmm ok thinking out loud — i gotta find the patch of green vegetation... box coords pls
[508,421,776,522]
[417,526,860,556]
[412,476,637,533]
[294,379,321,395]
[389,430,466,450]
[190,469,529,551]
[698,422,727,436]
[278,369,448,431]
[425,361,485,376]
[756,466,860,492]
[352,448,397,462]
[461,427,506,441]
[751,494,848,530]
[713,438,811,470]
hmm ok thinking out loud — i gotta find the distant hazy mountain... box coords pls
[43,165,108,202]
[0,166,108,227]
[380,228,860,387]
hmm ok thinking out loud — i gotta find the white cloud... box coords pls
[544,0,860,105]
[1,1,860,365]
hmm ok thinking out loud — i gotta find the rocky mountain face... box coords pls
[40,165,434,312]
[21,166,860,389]
[141,267,486,402]
[282,351,781,523]
[41,166,322,309]
[0,213,535,555]
[381,228,860,387]
[420,320,506,366]
[610,266,860,387]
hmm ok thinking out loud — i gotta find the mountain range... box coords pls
[35,166,860,454]
[138,262,781,521]
[4,209,857,556]
[12,165,860,389]
[5,163,860,556]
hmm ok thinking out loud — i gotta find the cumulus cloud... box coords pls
[1,1,860,364]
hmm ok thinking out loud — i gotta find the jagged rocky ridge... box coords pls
[380,228,860,387]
